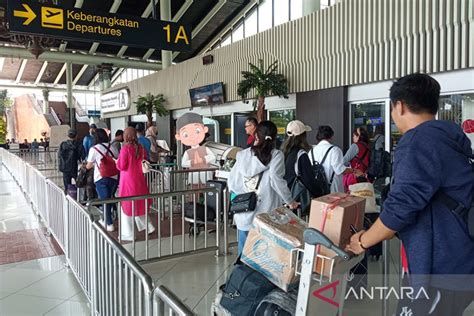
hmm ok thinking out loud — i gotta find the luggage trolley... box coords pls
[295,228,363,316]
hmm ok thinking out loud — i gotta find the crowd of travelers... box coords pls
[34,73,474,314]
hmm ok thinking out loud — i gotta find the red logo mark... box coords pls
[312,280,340,308]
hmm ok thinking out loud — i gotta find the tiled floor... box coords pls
[0,256,89,316]
[2,158,474,316]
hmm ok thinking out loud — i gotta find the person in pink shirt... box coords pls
[116,127,155,241]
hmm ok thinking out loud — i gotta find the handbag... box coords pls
[142,160,151,173]
[349,182,378,213]
[230,172,263,215]
[94,145,119,178]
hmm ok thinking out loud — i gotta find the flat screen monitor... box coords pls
[189,82,225,107]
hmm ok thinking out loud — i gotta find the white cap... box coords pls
[286,120,312,136]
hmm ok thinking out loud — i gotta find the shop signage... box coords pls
[87,110,101,117]
[7,1,192,52]
[101,89,130,114]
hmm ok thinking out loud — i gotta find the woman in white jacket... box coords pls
[229,121,299,254]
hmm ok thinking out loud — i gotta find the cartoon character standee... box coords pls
[175,113,216,183]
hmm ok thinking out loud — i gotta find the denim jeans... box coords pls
[95,177,118,225]
[62,172,76,194]
[237,230,249,256]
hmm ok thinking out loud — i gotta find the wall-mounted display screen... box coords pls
[189,82,225,107]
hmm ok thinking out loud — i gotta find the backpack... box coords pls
[290,150,313,216]
[93,144,119,178]
[220,262,276,315]
[310,146,335,197]
[58,140,78,173]
[367,135,392,179]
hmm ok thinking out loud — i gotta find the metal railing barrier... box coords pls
[154,285,195,316]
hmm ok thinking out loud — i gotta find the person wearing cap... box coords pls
[83,123,97,157]
[58,129,84,193]
[281,120,322,215]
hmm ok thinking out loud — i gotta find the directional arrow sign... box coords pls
[7,1,192,52]
[13,4,37,26]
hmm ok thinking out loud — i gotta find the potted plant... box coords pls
[134,93,168,128]
[237,59,288,122]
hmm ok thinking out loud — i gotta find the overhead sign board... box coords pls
[7,1,192,52]
[87,110,101,117]
[101,89,130,114]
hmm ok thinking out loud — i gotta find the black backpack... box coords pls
[367,135,392,179]
[310,146,335,197]
[58,140,78,173]
[220,262,276,315]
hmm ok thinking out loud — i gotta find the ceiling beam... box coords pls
[73,64,88,85]
[0,82,97,93]
[54,63,67,85]
[15,59,28,83]
[172,0,228,60]
[34,61,48,85]
[0,46,162,70]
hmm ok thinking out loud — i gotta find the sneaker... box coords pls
[99,220,105,227]
[107,224,115,232]
[147,224,156,235]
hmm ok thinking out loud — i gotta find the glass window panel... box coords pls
[232,22,244,43]
[269,109,296,148]
[221,34,232,47]
[245,8,258,37]
[274,0,289,26]
[438,93,474,151]
[258,0,273,32]
[351,101,387,146]
[290,0,303,20]
[213,115,232,145]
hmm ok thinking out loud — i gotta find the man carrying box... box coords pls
[346,73,474,316]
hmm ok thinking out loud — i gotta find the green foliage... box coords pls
[237,59,289,102]
[0,89,13,116]
[134,93,168,127]
[0,117,6,143]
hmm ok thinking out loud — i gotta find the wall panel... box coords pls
[104,0,474,118]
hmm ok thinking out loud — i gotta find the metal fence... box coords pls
[87,185,228,262]
[0,148,216,316]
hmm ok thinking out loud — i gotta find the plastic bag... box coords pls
[349,182,378,213]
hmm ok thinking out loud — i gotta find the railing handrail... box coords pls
[86,187,221,207]
[154,285,195,316]
[91,221,155,294]
[170,167,219,174]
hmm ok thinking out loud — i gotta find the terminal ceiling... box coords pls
[0,0,249,88]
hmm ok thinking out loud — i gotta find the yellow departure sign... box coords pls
[7,1,192,52]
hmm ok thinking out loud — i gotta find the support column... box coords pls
[66,62,75,130]
[98,64,113,90]
[303,0,321,16]
[160,0,172,69]
[42,89,49,114]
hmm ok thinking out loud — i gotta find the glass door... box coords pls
[350,101,387,146]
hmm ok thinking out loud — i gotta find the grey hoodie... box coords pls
[228,148,293,231]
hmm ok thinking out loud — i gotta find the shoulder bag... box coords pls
[229,172,264,215]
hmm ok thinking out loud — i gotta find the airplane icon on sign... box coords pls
[41,6,64,29]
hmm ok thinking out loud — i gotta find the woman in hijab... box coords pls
[145,126,160,163]
[116,127,155,240]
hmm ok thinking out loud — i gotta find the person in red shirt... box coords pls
[245,117,258,148]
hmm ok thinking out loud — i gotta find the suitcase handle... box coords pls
[303,228,351,261]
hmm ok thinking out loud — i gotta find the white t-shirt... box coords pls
[87,143,119,183]
[308,140,347,193]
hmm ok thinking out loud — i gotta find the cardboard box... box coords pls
[241,207,307,292]
[308,193,366,276]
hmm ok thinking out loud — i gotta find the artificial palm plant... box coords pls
[134,93,168,128]
[237,59,288,122]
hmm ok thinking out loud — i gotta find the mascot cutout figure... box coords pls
[175,112,216,185]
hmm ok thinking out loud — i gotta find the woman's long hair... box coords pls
[123,127,141,159]
[354,127,370,144]
[252,121,277,166]
[281,132,311,159]
[94,128,109,145]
